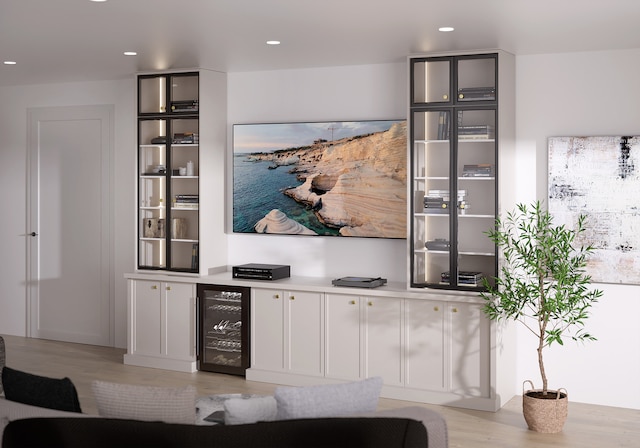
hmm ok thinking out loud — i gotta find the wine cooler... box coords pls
[197,284,250,376]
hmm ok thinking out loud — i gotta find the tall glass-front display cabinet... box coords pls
[409,53,511,290]
[138,72,200,272]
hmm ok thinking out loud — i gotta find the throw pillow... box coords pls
[224,395,278,425]
[91,380,196,424]
[274,376,383,420]
[1,366,82,413]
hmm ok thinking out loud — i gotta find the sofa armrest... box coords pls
[0,398,94,442]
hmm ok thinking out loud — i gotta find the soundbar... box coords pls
[232,263,291,281]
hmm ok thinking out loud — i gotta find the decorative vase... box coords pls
[522,380,568,433]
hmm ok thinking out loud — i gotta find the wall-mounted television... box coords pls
[232,120,407,238]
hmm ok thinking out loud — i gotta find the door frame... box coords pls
[26,104,115,346]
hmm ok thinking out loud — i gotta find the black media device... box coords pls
[331,277,387,288]
[232,263,291,281]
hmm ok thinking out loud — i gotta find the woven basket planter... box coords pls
[522,380,568,433]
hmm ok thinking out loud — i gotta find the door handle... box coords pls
[30,232,38,237]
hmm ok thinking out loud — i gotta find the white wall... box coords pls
[0,79,136,348]
[226,64,409,282]
[515,49,640,409]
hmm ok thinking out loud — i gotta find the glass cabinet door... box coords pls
[169,74,199,113]
[169,117,199,271]
[139,76,167,114]
[411,110,451,286]
[456,56,496,103]
[412,58,451,105]
[456,109,497,288]
[139,119,167,269]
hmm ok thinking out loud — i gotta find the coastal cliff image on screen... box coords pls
[233,120,407,238]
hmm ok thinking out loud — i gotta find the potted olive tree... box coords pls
[480,201,603,433]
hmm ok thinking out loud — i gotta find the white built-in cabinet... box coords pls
[247,285,498,411]
[251,289,323,376]
[123,51,515,412]
[123,272,511,411]
[124,277,197,373]
[325,295,403,386]
[324,295,360,380]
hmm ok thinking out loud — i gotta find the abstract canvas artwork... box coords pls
[548,136,640,284]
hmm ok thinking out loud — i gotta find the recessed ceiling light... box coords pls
[266,40,281,45]
[439,26,454,32]
[124,51,137,56]
[90,0,108,2]
[3,61,16,65]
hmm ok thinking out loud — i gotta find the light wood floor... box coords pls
[2,335,638,448]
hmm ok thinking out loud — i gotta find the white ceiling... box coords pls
[1,0,640,87]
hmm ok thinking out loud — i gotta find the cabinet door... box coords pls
[130,280,162,356]
[364,297,403,385]
[251,289,284,371]
[164,282,196,360]
[405,300,445,391]
[325,294,361,380]
[286,290,323,375]
[448,302,490,397]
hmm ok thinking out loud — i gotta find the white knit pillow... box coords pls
[274,377,383,420]
[91,380,197,424]
[224,396,278,425]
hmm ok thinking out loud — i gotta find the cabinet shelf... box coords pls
[415,139,450,144]
[458,139,495,143]
[140,206,165,211]
[459,214,495,219]
[415,176,449,181]
[418,248,495,256]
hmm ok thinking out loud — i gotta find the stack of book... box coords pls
[458,125,495,140]
[171,99,199,112]
[457,86,496,101]
[172,132,199,144]
[424,190,468,213]
[174,194,199,209]
[440,271,484,287]
[462,164,494,177]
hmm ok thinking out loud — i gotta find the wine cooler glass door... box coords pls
[198,284,250,375]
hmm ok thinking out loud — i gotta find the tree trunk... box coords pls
[538,333,548,395]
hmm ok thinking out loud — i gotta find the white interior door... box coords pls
[27,105,114,346]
